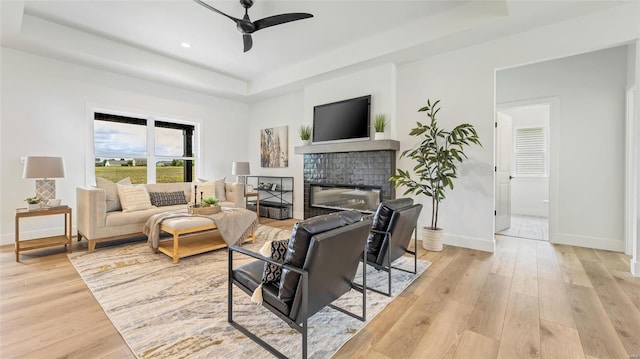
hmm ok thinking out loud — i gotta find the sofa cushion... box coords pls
[193,177,226,203]
[367,198,414,258]
[104,204,185,227]
[148,191,187,207]
[117,184,154,212]
[278,211,361,302]
[96,177,131,212]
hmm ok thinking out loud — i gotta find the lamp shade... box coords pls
[23,156,66,179]
[231,161,250,176]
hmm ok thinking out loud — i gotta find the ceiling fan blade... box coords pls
[253,13,313,32]
[193,0,241,24]
[243,34,253,52]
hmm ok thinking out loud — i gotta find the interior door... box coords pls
[495,111,512,232]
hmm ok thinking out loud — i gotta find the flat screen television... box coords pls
[312,95,371,144]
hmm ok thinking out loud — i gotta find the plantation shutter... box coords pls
[515,127,545,176]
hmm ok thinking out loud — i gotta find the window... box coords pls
[94,113,196,184]
[514,126,546,176]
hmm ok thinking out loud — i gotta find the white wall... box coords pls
[497,46,628,250]
[247,91,304,219]
[303,64,397,140]
[395,3,638,252]
[0,48,249,245]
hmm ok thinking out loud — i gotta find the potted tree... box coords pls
[374,114,387,140]
[298,125,312,146]
[390,99,481,251]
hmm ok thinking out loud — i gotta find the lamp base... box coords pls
[35,179,56,201]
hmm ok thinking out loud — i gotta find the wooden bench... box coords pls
[157,216,255,264]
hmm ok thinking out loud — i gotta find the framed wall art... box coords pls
[261,126,288,168]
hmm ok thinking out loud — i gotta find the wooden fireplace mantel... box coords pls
[294,139,400,154]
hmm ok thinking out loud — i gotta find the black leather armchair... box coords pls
[228,210,372,359]
[365,198,423,296]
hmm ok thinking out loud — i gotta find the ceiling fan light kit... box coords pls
[193,0,313,52]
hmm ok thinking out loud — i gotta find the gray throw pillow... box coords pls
[149,191,187,207]
[96,177,131,212]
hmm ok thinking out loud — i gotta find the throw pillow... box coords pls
[117,184,154,212]
[251,238,289,304]
[192,177,226,203]
[148,191,187,207]
[96,177,131,212]
[260,239,289,284]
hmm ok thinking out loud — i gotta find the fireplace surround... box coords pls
[296,139,400,218]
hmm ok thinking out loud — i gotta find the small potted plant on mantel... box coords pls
[298,125,312,146]
[390,99,481,251]
[374,114,387,140]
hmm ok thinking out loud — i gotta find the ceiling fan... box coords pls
[193,0,313,52]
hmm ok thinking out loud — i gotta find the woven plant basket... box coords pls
[189,205,221,215]
[422,227,443,251]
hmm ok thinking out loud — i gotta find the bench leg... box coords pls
[173,232,179,264]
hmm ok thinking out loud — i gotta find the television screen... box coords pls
[313,95,371,143]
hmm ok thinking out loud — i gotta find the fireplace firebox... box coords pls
[310,183,382,213]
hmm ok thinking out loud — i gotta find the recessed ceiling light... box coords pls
[180,42,191,48]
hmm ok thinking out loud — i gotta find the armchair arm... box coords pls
[228,245,307,276]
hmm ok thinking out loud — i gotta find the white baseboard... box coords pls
[632,259,640,277]
[444,234,495,253]
[552,232,625,252]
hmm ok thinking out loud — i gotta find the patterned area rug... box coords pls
[68,225,430,359]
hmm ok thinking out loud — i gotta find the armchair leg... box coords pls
[228,248,233,323]
[414,225,418,274]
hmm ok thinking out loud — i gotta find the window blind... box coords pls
[515,127,545,176]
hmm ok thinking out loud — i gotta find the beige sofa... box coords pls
[76,182,244,252]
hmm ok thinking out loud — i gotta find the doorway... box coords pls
[495,103,550,241]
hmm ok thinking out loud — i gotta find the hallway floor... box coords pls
[498,214,549,241]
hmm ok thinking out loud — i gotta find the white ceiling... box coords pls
[0,0,628,101]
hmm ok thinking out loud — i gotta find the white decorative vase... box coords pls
[374,132,385,140]
[422,227,443,251]
[28,203,40,211]
[302,139,311,146]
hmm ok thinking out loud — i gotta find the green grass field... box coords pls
[95,166,187,184]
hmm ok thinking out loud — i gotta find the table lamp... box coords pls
[231,161,250,190]
[23,156,66,201]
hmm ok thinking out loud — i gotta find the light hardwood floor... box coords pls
[2,219,639,358]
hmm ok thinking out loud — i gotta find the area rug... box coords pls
[68,225,430,359]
